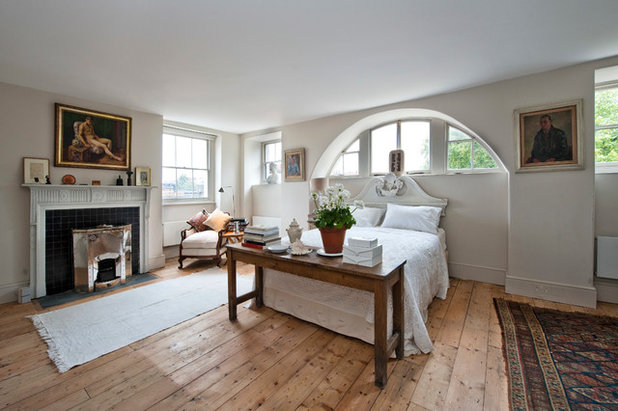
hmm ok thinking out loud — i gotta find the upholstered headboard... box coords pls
[351,174,448,215]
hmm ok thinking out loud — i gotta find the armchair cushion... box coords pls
[186,209,209,232]
[181,230,220,249]
[205,208,232,232]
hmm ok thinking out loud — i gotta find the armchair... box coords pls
[178,209,233,268]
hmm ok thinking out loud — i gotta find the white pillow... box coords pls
[205,208,232,232]
[381,203,442,234]
[352,207,386,227]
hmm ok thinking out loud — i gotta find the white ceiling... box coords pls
[1,0,618,134]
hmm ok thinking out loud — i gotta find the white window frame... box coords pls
[162,124,215,203]
[330,117,501,178]
[594,82,618,174]
[445,125,499,174]
[262,139,282,183]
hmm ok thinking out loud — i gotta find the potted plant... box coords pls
[311,184,363,254]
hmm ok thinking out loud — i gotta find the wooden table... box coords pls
[222,231,244,244]
[226,243,406,387]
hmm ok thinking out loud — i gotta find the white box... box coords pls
[343,254,382,267]
[343,244,382,258]
[348,237,378,249]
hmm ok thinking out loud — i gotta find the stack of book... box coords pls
[242,225,281,249]
[342,237,382,267]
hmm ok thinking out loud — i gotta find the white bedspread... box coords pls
[261,227,449,355]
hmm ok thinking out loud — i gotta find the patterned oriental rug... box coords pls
[494,298,618,410]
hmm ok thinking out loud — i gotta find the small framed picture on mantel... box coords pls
[135,167,151,186]
[23,157,49,184]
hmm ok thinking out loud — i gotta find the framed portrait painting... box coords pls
[55,103,131,171]
[284,148,305,182]
[515,99,583,172]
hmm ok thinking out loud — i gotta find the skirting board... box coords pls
[595,277,618,304]
[448,262,506,286]
[505,275,597,308]
[0,281,29,304]
[149,254,166,270]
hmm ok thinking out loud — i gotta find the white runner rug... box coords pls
[29,268,253,373]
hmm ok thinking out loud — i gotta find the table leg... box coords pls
[227,253,237,321]
[255,266,263,307]
[374,281,388,388]
[393,267,404,359]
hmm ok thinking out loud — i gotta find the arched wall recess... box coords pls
[310,108,507,180]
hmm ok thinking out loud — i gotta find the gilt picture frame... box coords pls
[515,99,583,173]
[284,148,305,182]
[135,166,151,186]
[55,103,131,171]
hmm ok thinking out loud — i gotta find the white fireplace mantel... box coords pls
[23,184,155,297]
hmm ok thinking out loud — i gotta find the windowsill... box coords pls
[595,163,618,174]
[163,199,216,207]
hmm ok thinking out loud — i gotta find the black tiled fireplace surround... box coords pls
[45,207,140,295]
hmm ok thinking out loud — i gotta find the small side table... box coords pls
[222,231,244,244]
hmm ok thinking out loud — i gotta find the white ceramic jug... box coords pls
[286,218,303,243]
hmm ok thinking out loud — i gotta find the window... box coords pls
[162,125,214,201]
[371,121,430,174]
[595,85,618,167]
[329,116,500,178]
[331,140,360,176]
[447,126,497,171]
[263,140,282,182]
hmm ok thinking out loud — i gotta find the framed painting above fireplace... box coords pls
[55,103,132,171]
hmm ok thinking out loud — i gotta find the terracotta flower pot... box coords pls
[319,227,347,254]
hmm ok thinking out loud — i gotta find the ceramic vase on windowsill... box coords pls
[319,227,347,254]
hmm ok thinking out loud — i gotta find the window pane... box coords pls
[401,121,430,170]
[595,128,618,163]
[448,141,472,169]
[176,136,192,168]
[448,127,471,141]
[343,152,359,176]
[473,142,497,168]
[162,134,176,167]
[162,167,177,199]
[371,123,397,174]
[595,88,618,127]
[265,141,281,162]
[193,169,208,198]
[346,139,360,152]
[331,156,344,176]
[176,169,193,198]
[192,139,207,169]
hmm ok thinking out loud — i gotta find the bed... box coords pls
[258,175,449,355]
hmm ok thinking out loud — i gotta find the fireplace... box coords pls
[24,185,154,298]
[46,208,139,294]
[72,225,132,293]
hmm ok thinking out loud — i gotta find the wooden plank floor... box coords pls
[1,259,617,410]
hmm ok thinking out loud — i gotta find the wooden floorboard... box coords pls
[0,258,616,410]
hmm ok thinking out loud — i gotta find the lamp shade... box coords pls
[310,177,329,193]
[218,187,224,193]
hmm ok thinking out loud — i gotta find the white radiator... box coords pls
[163,221,189,247]
[596,236,618,279]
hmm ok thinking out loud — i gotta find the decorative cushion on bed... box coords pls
[381,203,442,234]
[205,208,232,232]
[352,207,386,227]
[186,209,209,232]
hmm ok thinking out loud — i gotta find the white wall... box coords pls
[243,56,618,307]
[0,81,165,303]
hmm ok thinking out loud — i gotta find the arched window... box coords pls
[329,116,500,177]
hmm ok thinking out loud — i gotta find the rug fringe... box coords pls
[28,315,70,373]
